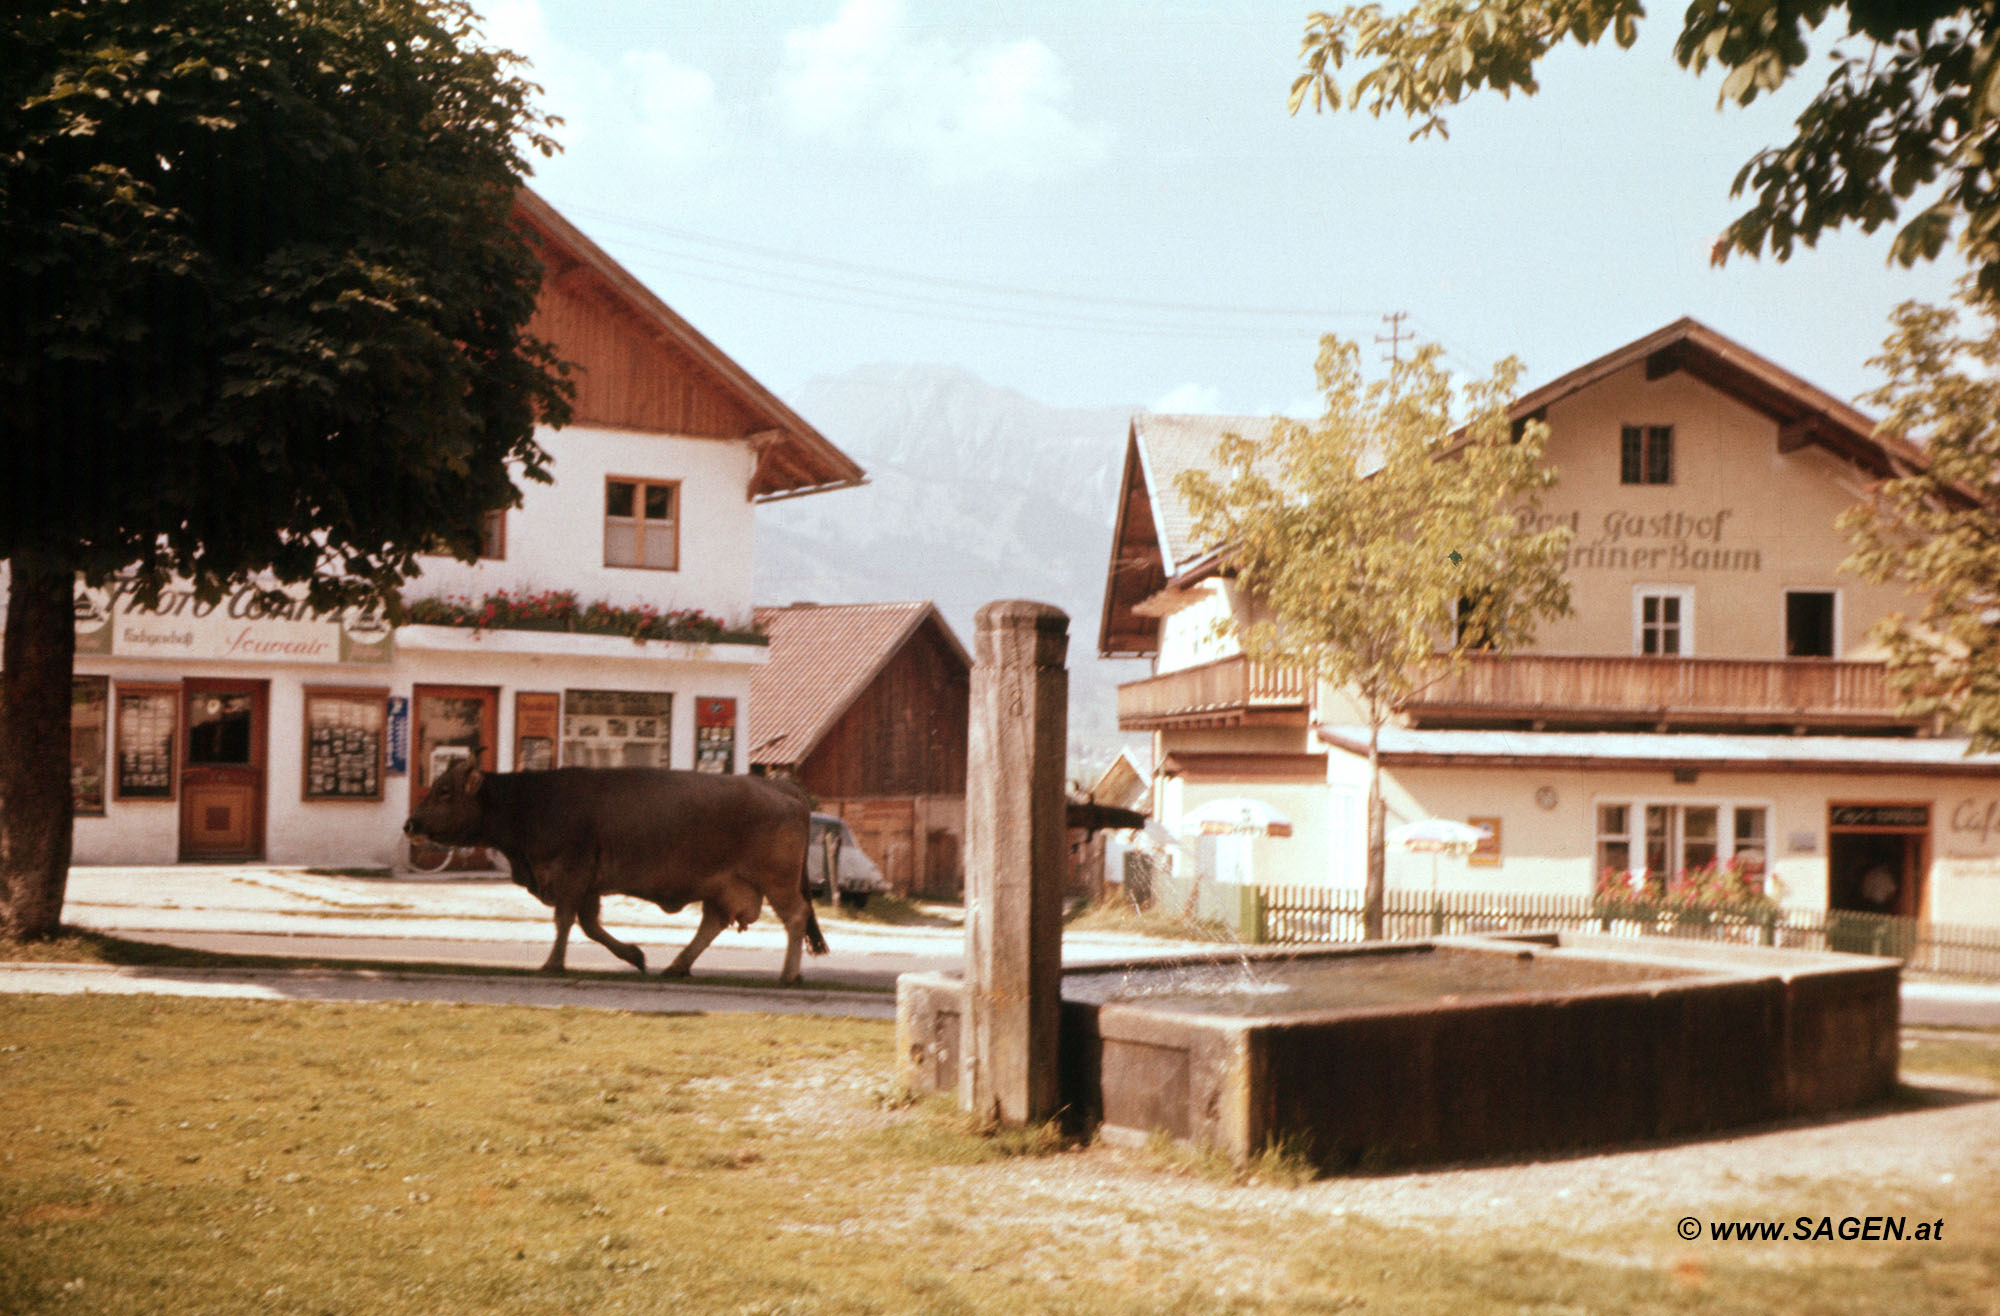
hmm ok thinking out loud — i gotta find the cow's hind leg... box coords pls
[540,898,576,974]
[663,902,729,979]
[575,891,647,973]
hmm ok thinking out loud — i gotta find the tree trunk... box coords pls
[1,561,77,940]
[1363,715,1385,940]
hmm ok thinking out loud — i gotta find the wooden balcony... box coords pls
[1117,655,1311,731]
[1401,653,1924,732]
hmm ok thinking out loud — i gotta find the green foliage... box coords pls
[1174,336,1573,720]
[1292,2,2000,295]
[0,0,572,607]
[1839,284,2000,751]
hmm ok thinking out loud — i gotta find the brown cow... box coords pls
[402,759,827,983]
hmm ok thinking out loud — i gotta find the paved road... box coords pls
[6,864,1998,1025]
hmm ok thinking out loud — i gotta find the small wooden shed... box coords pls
[749,602,971,898]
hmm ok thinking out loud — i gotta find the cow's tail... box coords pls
[800,845,829,956]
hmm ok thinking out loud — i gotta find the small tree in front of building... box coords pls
[1840,284,2000,752]
[1177,336,1572,938]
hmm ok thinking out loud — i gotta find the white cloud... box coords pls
[474,0,727,168]
[621,53,724,163]
[1150,383,1226,414]
[773,0,1105,184]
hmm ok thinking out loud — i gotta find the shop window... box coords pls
[115,683,179,800]
[1785,590,1836,658]
[563,689,673,767]
[695,697,737,773]
[302,688,388,801]
[1620,424,1673,485]
[72,676,109,816]
[604,478,679,570]
[1635,588,1692,656]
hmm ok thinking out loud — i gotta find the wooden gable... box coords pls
[512,190,865,500]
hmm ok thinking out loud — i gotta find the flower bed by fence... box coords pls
[402,589,765,646]
[1244,885,2000,979]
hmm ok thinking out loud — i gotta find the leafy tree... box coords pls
[0,0,571,939]
[1289,2,2000,294]
[1176,337,1572,938]
[1840,286,2000,751]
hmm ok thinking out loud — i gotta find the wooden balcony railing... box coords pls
[1116,655,1311,730]
[1401,653,1922,730]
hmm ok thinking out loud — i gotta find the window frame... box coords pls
[1783,587,1840,659]
[1632,585,1695,657]
[603,475,681,572]
[1619,424,1674,485]
[479,508,507,561]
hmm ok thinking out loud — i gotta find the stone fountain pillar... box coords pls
[960,600,1069,1126]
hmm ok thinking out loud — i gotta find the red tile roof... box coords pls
[748,601,970,768]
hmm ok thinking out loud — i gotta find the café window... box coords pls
[1635,587,1692,656]
[1599,800,1767,889]
[562,689,673,767]
[604,478,679,570]
[1785,589,1837,658]
[1595,804,1631,877]
[72,676,109,816]
[115,683,179,800]
[1620,424,1673,485]
[302,687,388,801]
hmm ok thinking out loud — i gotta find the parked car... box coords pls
[807,812,889,909]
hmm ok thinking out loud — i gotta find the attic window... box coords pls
[1620,425,1673,485]
[604,478,679,571]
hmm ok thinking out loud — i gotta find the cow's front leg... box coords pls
[540,898,576,974]
[662,902,729,979]
[576,891,647,973]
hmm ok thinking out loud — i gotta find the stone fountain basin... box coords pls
[895,933,1900,1168]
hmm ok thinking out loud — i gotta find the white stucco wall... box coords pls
[408,424,759,627]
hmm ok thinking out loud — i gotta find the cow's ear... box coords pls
[464,765,484,796]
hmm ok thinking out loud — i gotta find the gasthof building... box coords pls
[1101,319,2000,929]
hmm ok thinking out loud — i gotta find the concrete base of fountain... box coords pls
[897,933,1900,1169]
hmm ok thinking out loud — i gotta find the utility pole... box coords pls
[1376,310,1411,369]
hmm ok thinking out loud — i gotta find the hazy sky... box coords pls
[487,0,1965,419]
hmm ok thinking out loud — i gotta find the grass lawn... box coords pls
[4,995,1998,1314]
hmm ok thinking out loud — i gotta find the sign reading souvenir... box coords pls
[1829,804,1930,829]
[115,684,179,800]
[695,697,737,774]
[74,576,393,665]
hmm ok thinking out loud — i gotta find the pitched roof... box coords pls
[747,601,971,768]
[512,189,866,500]
[1508,316,1923,479]
[1099,413,1277,657]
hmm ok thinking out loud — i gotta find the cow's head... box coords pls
[403,756,485,844]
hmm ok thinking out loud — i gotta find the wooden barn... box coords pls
[749,602,971,898]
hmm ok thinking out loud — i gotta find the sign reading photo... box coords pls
[74,576,392,666]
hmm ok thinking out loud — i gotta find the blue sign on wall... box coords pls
[386,695,410,774]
